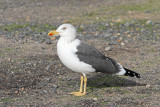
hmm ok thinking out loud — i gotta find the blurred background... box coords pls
[0,0,160,24]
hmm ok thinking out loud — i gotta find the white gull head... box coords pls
[56,24,76,41]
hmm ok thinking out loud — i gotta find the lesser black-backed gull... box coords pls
[48,24,140,96]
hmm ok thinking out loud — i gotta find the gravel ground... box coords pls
[0,0,160,107]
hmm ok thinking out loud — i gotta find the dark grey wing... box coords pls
[76,42,121,74]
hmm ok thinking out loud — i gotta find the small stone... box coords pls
[146,20,154,25]
[109,36,117,45]
[128,11,132,14]
[141,29,145,32]
[52,88,57,93]
[50,84,58,88]
[5,34,13,37]
[46,40,52,45]
[15,91,18,94]
[36,40,42,44]
[146,84,151,88]
[154,68,158,73]
[127,34,131,38]
[82,32,87,35]
[40,82,46,87]
[105,23,110,27]
[121,42,125,46]
[33,63,36,67]
[44,78,50,81]
[109,41,116,45]
[105,46,111,51]
[124,40,128,43]
[144,10,150,13]
[66,78,71,81]
[116,18,122,23]
[43,90,48,93]
[124,22,130,27]
[8,58,12,61]
[110,23,113,26]
[126,87,132,90]
[103,32,110,38]
[57,17,62,20]
[79,25,85,29]
[93,98,97,101]
[110,36,117,40]
[116,33,120,36]
[118,38,122,42]
[45,65,50,71]
[21,87,25,91]
[20,60,25,64]
[41,47,45,50]
[19,35,25,39]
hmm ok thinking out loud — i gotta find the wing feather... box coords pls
[76,42,120,74]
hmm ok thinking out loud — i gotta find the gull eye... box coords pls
[62,27,66,30]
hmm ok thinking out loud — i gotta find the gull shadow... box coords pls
[87,73,145,88]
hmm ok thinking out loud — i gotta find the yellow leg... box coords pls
[69,75,84,95]
[74,76,87,96]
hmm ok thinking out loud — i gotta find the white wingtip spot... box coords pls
[116,63,126,75]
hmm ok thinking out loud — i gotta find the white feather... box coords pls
[57,37,95,74]
[116,63,126,75]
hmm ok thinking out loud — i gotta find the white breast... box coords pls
[57,38,95,74]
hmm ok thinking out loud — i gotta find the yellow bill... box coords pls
[48,30,59,40]
[48,30,59,36]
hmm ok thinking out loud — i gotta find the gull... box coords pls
[48,24,140,96]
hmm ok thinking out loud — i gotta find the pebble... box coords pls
[50,84,58,88]
[109,41,116,45]
[93,98,98,101]
[45,65,51,71]
[127,34,131,38]
[5,34,13,37]
[141,29,145,32]
[109,36,117,45]
[52,88,57,93]
[105,46,111,51]
[41,47,45,50]
[66,78,71,81]
[19,35,25,39]
[45,40,52,45]
[33,63,36,67]
[110,36,117,41]
[120,42,125,46]
[124,22,130,27]
[146,20,155,25]
[126,87,132,90]
[44,78,51,81]
[40,82,46,87]
[15,91,18,94]
[43,90,48,93]
[146,84,151,88]
[118,38,122,42]
[103,32,110,38]
[105,23,110,27]
[144,10,151,13]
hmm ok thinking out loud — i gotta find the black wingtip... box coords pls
[124,68,141,78]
